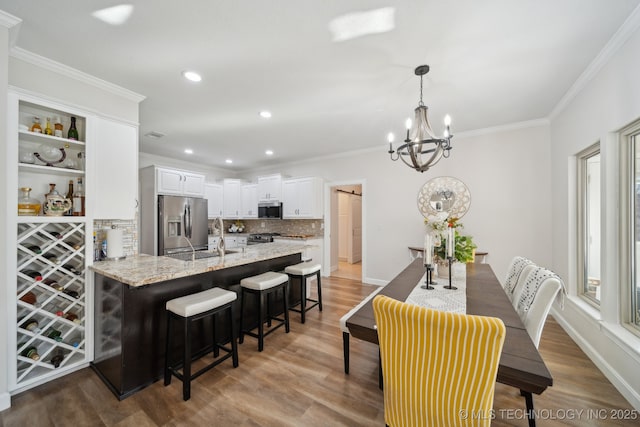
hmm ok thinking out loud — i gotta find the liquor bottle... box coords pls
[30,117,42,133]
[26,244,42,254]
[46,328,63,342]
[54,116,63,138]
[22,319,40,333]
[20,346,40,361]
[50,350,64,368]
[43,278,64,291]
[64,180,74,216]
[43,183,59,216]
[44,117,53,136]
[68,117,79,140]
[72,178,85,216]
[18,187,42,217]
[23,270,43,281]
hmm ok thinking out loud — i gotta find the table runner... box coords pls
[404,272,466,313]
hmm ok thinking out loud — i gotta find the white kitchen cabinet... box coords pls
[257,174,282,202]
[204,183,223,219]
[225,235,238,248]
[93,117,138,219]
[241,184,258,218]
[208,235,220,251]
[223,179,242,219]
[282,177,323,219]
[156,168,205,197]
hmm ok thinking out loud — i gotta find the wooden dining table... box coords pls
[345,259,552,427]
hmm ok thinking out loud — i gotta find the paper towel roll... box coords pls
[106,228,124,259]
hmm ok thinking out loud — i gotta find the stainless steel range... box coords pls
[247,232,281,245]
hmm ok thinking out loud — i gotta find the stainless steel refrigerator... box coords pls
[157,195,208,255]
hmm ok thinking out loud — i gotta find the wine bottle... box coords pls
[43,253,61,265]
[50,350,64,368]
[64,312,80,323]
[67,334,82,348]
[20,346,40,361]
[23,270,43,281]
[44,117,53,136]
[43,278,64,291]
[68,117,79,140]
[22,319,40,333]
[19,291,37,305]
[63,289,79,299]
[27,244,42,254]
[46,328,63,342]
[72,177,85,216]
[51,231,63,239]
[64,180,74,216]
[62,263,81,275]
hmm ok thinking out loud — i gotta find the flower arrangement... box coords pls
[424,214,477,263]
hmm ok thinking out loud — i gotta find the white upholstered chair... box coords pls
[514,266,564,348]
[503,256,535,302]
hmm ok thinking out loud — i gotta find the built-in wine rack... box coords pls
[15,220,87,385]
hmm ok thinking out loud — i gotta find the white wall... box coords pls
[242,121,552,284]
[550,23,640,410]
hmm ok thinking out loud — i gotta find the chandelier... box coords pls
[388,65,453,173]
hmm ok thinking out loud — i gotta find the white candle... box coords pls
[447,226,454,258]
[424,234,433,265]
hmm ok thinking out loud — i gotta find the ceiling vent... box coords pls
[144,131,165,139]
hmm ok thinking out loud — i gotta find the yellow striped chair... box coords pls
[372,295,506,427]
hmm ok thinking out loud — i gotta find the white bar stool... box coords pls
[164,287,238,401]
[284,261,322,323]
[239,271,290,352]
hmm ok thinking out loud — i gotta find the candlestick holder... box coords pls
[421,263,434,290]
[444,256,457,290]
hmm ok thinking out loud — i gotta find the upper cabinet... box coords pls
[204,183,223,219]
[93,117,138,219]
[241,184,258,218]
[156,168,205,197]
[282,177,323,219]
[223,179,242,219]
[257,174,282,202]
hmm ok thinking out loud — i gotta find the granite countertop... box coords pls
[274,235,322,240]
[89,242,306,288]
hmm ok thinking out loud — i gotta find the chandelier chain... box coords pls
[419,74,425,107]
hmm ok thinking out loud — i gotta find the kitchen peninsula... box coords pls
[89,243,306,399]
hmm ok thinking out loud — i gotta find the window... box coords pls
[631,129,640,328]
[577,143,601,305]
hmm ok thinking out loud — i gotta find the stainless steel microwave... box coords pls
[258,201,283,219]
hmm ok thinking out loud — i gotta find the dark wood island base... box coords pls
[91,253,302,400]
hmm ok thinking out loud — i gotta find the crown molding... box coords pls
[0,10,21,29]
[10,47,145,103]
[549,3,640,120]
[454,118,549,139]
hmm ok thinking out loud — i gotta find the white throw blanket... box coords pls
[515,266,565,318]
[505,257,534,295]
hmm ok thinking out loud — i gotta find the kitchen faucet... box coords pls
[215,217,225,256]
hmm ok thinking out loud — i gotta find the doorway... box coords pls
[327,183,363,281]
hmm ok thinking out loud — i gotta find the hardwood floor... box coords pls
[331,261,361,280]
[1,276,636,426]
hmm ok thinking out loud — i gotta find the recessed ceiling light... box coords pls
[182,71,202,82]
[225,159,233,164]
[265,150,274,156]
[92,4,134,26]
[184,149,193,154]
[144,131,165,139]
[260,111,272,119]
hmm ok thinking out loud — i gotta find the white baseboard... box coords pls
[0,391,11,411]
[363,277,387,286]
[551,307,640,410]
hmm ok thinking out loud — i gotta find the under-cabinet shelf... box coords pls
[18,130,86,147]
[19,163,84,176]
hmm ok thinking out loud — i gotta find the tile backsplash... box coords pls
[94,218,138,257]
[210,219,324,237]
